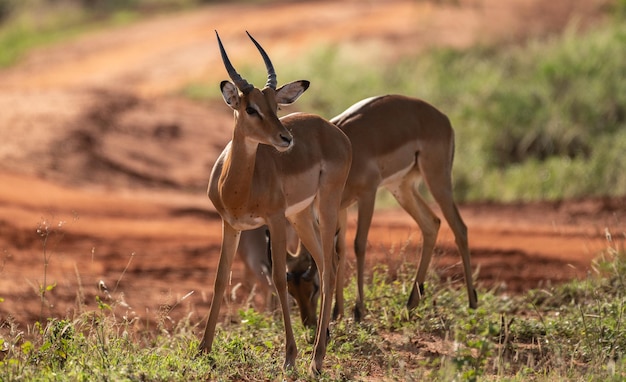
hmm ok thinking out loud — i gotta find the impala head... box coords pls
[286,244,319,328]
[216,31,310,152]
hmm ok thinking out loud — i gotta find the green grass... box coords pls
[2,233,625,381]
[184,11,626,204]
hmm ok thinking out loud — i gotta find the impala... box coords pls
[334,94,478,319]
[199,31,351,375]
[247,94,478,324]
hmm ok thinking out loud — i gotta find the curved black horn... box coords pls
[215,30,253,94]
[246,31,277,90]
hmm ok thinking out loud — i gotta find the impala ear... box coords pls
[275,80,310,105]
[220,80,240,109]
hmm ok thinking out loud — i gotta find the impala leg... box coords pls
[432,191,477,309]
[199,222,240,353]
[333,209,348,320]
[267,217,298,370]
[315,202,342,375]
[420,149,478,309]
[353,190,376,321]
[291,207,336,375]
[290,211,325,369]
[388,177,441,310]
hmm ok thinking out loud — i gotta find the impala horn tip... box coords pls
[215,30,254,94]
[246,31,277,90]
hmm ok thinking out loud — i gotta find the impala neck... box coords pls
[218,124,259,212]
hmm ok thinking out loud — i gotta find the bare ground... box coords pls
[0,0,623,358]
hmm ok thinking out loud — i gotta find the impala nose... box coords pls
[280,134,292,146]
[276,134,293,151]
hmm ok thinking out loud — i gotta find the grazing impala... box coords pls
[333,95,478,320]
[238,225,319,327]
[199,31,351,375]
[249,94,478,324]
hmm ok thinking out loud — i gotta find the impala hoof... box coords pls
[407,283,425,310]
[469,289,478,309]
[283,360,295,371]
[308,362,322,376]
[332,303,343,321]
[197,340,210,354]
[353,304,364,322]
[195,348,216,365]
[325,327,331,346]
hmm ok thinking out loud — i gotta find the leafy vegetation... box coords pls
[1,232,625,381]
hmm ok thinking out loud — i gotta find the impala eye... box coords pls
[245,106,257,115]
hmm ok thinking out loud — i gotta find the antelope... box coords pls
[255,94,478,324]
[199,31,351,375]
[333,95,478,319]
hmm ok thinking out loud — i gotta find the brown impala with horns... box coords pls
[198,31,351,375]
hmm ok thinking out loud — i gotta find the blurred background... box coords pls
[0,0,623,201]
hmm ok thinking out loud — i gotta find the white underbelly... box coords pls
[380,162,414,187]
[224,213,265,231]
[222,194,316,230]
[285,194,316,217]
